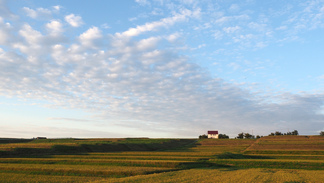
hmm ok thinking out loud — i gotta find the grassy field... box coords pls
[0,136,323,182]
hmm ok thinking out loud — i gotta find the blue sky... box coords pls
[0,0,323,138]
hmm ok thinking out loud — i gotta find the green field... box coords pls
[0,136,323,182]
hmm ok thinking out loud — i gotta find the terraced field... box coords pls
[0,136,323,182]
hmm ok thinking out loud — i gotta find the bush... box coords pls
[199,134,208,139]
[256,135,261,139]
[320,131,324,136]
[275,131,283,136]
[218,134,229,139]
[237,133,244,139]
[244,133,254,139]
[269,130,299,136]
[291,130,299,135]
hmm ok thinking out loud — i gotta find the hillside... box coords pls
[0,136,323,182]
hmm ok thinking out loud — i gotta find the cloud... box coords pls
[116,8,199,38]
[135,0,150,6]
[0,124,125,138]
[65,14,84,27]
[0,17,12,44]
[46,20,63,35]
[0,1,324,138]
[79,26,103,48]
[23,7,52,19]
[48,117,94,122]
[229,4,240,12]
[214,14,249,24]
[0,0,16,18]
[223,26,241,33]
[53,5,61,11]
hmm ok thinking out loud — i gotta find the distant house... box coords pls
[36,137,47,139]
[207,131,219,139]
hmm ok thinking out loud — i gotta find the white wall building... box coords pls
[207,131,219,139]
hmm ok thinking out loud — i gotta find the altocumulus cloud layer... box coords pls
[0,0,323,137]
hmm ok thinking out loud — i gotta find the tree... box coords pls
[320,131,324,136]
[218,134,229,139]
[244,133,254,139]
[291,130,299,135]
[237,132,244,139]
[268,132,275,136]
[256,135,261,139]
[199,134,207,139]
[275,131,282,136]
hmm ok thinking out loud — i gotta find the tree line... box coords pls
[199,130,324,139]
[268,130,299,136]
[237,130,299,139]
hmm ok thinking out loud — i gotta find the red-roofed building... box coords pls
[207,131,219,139]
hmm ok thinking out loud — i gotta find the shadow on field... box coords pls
[0,139,198,158]
[178,161,232,170]
[0,138,34,144]
[216,152,272,159]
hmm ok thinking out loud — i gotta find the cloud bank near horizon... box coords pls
[0,0,323,137]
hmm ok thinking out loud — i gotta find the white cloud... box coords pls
[0,17,12,44]
[135,0,150,6]
[23,7,52,19]
[52,5,61,11]
[136,36,161,51]
[229,4,240,12]
[116,8,199,38]
[65,14,83,27]
[166,32,180,42]
[22,7,37,18]
[101,23,110,29]
[0,0,16,18]
[318,75,324,80]
[18,23,43,49]
[46,20,63,35]
[276,25,288,30]
[151,8,164,16]
[215,14,249,24]
[213,30,223,40]
[223,26,240,33]
[79,26,102,48]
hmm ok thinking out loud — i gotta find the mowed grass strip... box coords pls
[245,150,324,155]
[198,139,256,146]
[247,144,324,150]
[0,158,189,168]
[246,154,324,160]
[99,168,324,183]
[0,172,102,183]
[88,151,214,156]
[211,159,324,170]
[51,155,207,161]
[0,143,55,151]
[191,145,251,154]
[0,163,176,177]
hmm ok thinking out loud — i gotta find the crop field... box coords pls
[0,136,323,182]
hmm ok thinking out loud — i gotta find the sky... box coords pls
[0,0,324,138]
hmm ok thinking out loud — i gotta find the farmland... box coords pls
[0,136,323,182]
